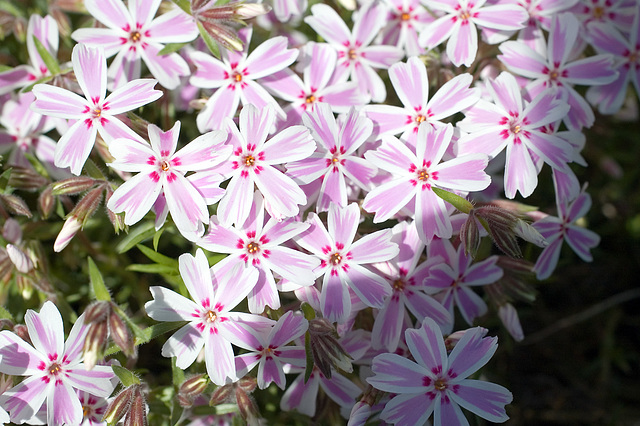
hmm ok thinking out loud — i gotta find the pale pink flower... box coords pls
[380,0,434,56]
[570,0,636,33]
[261,42,368,128]
[286,103,378,212]
[272,0,308,22]
[0,301,115,426]
[305,2,404,102]
[295,202,399,323]
[31,44,162,175]
[362,123,490,243]
[498,13,619,130]
[106,121,230,240]
[199,192,320,313]
[418,0,528,67]
[144,249,274,386]
[363,56,480,147]
[0,14,58,95]
[457,71,573,199]
[190,27,298,132]
[233,311,308,389]
[367,317,512,426]
[213,104,315,227]
[71,0,198,89]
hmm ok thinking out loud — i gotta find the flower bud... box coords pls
[7,166,48,190]
[308,318,352,379]
[498,303,524,342]
[51,177,97,195]
[3,218,22,244]
[234,3,270,19]
[514,219,547,248]
[83,320,108,370]
[235,387,260,426]
[475,205,521,258]
[444,327,488,352]
[125,385,148,426]
[109,312,134,357]
[54,216,82,252]
[105,186,126,234]
[348,401,372,426]
[236,376,257,394]
[0,194,32,218]
[102,385,134,425]
[209,384,234,406]
[84,301,111,323]
[459,210,481,258]
[179,374,209,397]
[69,186,104,225]
[38,185,55,219]
[13,324,31,344]
[6,244,33,273]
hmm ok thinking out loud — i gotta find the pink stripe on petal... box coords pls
[146,6,198,43]
[429,73,479,120]
[244,37,298,80]
[254,166,306,221]
[363,104,411,136]
[350,229,398,264]
[0,375,49,423]
[240,104,274,149]
[405,318,448,373]
[565,227,600,262]
[190,51,229,88]
[162,323,205,369]
[85,0,131,30]
[295,213,333,256]
[416,188,452,243]
[109,138,156,172]
[63,314,89,364]
[140,42,190,90]
[534,237,563,280]
[302,102,340,151]
[339,107,373,154]
[548,13,579,66]
[448,328,498,379]
[328,203,360,249]
[107,46,141,90]
[317,167,347,212]
[32,84,90,119]
[446,19,477,67]
[105,78,162,114]
[434,395,467,425]
[362,178,416,223]
[217,173,254,227]
[321,271,351,323]
[304,4,351,45]
[204,334,236,386]
[107,171,162,225]
[270,311,308,348]
[454,286,489,325]
[380,392,434,426]
[265,247,320,286]
[174,130,230,172]
[304,42,337,90]
[71,28,127,58]
[355,62,387,103]
[54,119,98,175]
[369,353,429,393]
[179,250,215,306]
[145,286,200,321]
[504,141,537,199]
[473,4,528,30]
[48,380,83,426]
[390,57,429,111]
[498,41,547,79]
[164,173,208,238]
[65,365,116,397]
[241,80,285,118]
[450,380,512,423]
[197,86,240,132]
[372,294,405,351]
[72,44,106,102]
[0,330,47,375]
[352,2,386,46]
[345,263,392,309]
[365,135,416,175]
[98,114,145,143]
[433,154,490,192]
[258,357,286,390]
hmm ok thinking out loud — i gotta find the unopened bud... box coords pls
[109,312,133,356]
[210,384,233,406]
[7,166,48,190]
[13,17,27,43]
[38,186,55,219]
[348,401,372,426]
[105,187,125,234]
[3,218,22,244]
[54,217,82,252]
[0,319,14,330]
[234,3,270,19]
[6,244,33,273]
[84,301,111,323]
[179,374,208,397]
[460,210,481,258]
[514,219,547,248]
[235,387,260,426]
[444,327,488,353]
[177,393,193,408]
[236,376,257,394]
[51,177,97,195]
[102,385,134,425]
[475,205,521,258]
[69,186,104,225]
[498,303,524,342]
[83,320,108,370]
[0,194,32,218]
[50,8,72,37]
[13,324,31,344]
[125,385,148,426]
[308,318,352,378]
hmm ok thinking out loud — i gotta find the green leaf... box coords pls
[112,365,141,387]
[83,158,107,180]
[126,264,179,274]
[197,21,221,59]
[136,244,178,267]
[20,73,55,93]
[0,64,12,72]
[0,168,12,193]
[171,0,191,14]
[0,1,25,17]
[172,357,185,389]
[158,42,189,56]
[153,228,163,251]
[88,257,112,302]
[116,222,156,253]
[303,330,314,384]
[432,187,474,214]
[24,153,51,179]
[0,305,14,321]
[32,36,60,75]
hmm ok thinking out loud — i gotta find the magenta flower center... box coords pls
[392,278,405,291]
[417,169,430,181]
[330,252,342,265]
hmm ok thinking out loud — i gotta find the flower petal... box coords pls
[145,286,199,321]
[26,301,64,358]
[72,44,106,102]
[162,323,205,369]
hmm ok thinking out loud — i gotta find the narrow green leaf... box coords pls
[303,331,314,384]
[116,222,155,253]
[172,357,185,388]
[24,152,51,179]
[20,73,55,94]
[136,244,178,267]
[158,42,189,56]
[83,158,107,180]
[0,168,12,193]
[32,36,60,75]
[0,1,25,17]
[112,365,141,387]
[88,257,112,302]
[153,228,163,251]
[0,64,12,72]
[126,264,179,274]
[432,187,474,214]
[171,0,191,14]
[0,305,14,321]
[197,21,221,59]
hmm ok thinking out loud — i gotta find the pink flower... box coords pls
[380,0,434,56]
[367,317,512,426]
[233,311,308,389]
[362,123,490,243]
[0,301,115,426]
[32,44,162,175]
[363,56,480,147]
[286,103,378,212]
[0,14,58,95]
[144,249,274,386]
[190,27,298,132]
[305,2,405,102]
[199,192,320,313]
[457,71,573,199]
[261,42,368,128]
[533,188,600,279]
[498,13,619,130]
[213,104,315,227]
[106,121,231,240]
[272,0,308,22]
[418,0,528,67]
[71,0,198,89]
[295,202,399,323]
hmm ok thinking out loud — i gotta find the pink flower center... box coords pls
[49,362,62,376]
[330,252,342,265]
[205,310,217,323]
[592,6,604,19]
[434,378,448,391]
[306,94,316,103]
[416,169,429,181]
[244,154,255,167]
[400,12,411,21]
[129,30,142,43]
[392,278,405,291]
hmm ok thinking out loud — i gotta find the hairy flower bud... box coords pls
[179,374,209,397]
[125,385,148,426]
[7,166,48,190]
[84,301,111,323]
[498,303,524,342]
[235,386,260,426]
[102,385,134,425]
[13,324,31,344]
[2,218,22,244]
[109,311,134,357]
[54,216,82,252]
[83,320,108,370]
[210,384,234,406]
[0,194,32,218]
[38,185,55,219]
[6,244,33,273]
[51,177,97,195]
[460,209,481,258]
[308,318,352,379]
[69,186,104,225]
[474,205,522,258]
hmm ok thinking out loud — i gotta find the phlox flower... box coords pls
[233,310,308,390]
[424,238,503,327]
[533,188,600,280]
[272,0,308,22]
[295,202,399,323]
[367,317,513,426]
[0,301,115,426]
[78,389,110,426]
[286,103,378,212]
[570,0,636,33]
[362,123,490,243]
[379,0,434,57]
[456,71,573,199]
[213,104,315,227]
[498,13,619,130]
[144,249,274,386]
[31,44,162,175]
[261,42,368,127]
[0,14,58,95]
[190,27,298,132]
[369,221,453,352]
[106,121,231,240]
[418,0,528,67]
[305,2,405,102]
[199,192,320,313]
[71,0,198,89]
[363,56,480,147]
[586,7,640,115]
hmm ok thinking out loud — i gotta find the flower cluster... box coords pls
[0,0,626,424]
